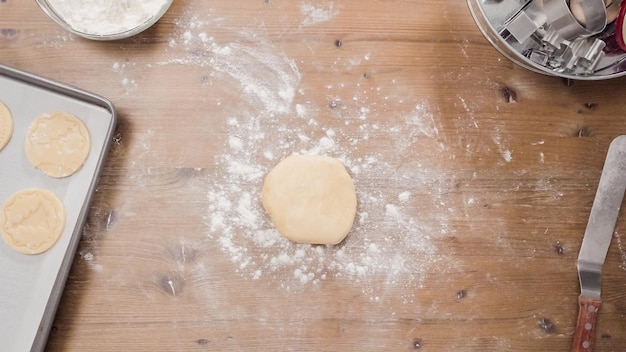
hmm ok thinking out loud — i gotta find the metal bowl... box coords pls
[468,0,626,80]
[35,0,173,41]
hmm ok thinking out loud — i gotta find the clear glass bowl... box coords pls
[35,0,173,41]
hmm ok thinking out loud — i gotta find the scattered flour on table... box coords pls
[502,149,512,163]
[160,14,300,115]
[153,11,456,291]
[79,250,104,272]
[39,32,76,49]
[299,2,339,27]
[112,61,139,94]
[206,115,448,290]
[492,134,513,164]
[31,5,545,302]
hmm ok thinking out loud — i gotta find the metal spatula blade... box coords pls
[571,135,626,352]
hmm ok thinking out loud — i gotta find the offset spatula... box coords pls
[571,135,626,352]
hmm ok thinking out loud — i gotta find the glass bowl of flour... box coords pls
[36,0,173,40]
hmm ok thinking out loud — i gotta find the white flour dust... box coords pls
[68,9,458,292]
[149,15,452,290]
[206,113,450,290]
[112,61,139,95]
[79,250,104,272]
[162,15,300,115]
[39,32,75,49]
[299,2,339,27]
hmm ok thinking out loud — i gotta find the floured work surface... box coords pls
[0,65,116,352]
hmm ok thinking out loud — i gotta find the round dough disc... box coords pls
[25,111,91,178]
[1,189,66,255]
[262,154,357,245]
[0,101,13,152]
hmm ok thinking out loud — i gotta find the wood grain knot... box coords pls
[1,28,18,40]
[456,290,467,300]
[177,167,204,179]
[538,317,555,334]
[573,127,592,138]
[412,338,422,349]
[578,103,599,114]
[553,241,564,255]
[166,240,200,264]
[83,205,118,239]
[112,131,122,147]
[102,210,118,231]
[335,39,342,48]
[500,86,517,103]
[158,273,185,296]
[196,338,210,345]
[110,120,125,151]
[583,103,598,110]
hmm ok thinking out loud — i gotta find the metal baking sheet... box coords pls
[0,64,116,352]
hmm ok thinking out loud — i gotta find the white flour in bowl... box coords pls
[46,0,169,35]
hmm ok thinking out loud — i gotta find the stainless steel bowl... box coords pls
[468,0,626,80]
[35,0,173,41]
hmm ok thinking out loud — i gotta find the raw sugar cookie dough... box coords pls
[0,101,12,152]
[25,111,91,178]
[261,154,357,245]
[1,189,66,255]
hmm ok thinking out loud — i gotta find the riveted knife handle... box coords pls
[571,296,601,352]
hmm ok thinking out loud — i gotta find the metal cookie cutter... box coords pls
[468,0,626,80]
[544,0,606,40]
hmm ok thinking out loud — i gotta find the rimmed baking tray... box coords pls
[0,64,116,352]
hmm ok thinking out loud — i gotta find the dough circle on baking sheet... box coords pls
[0,101,13,152]
[1,189,66,255]
[261,154,357,245]
[25,111,91,178]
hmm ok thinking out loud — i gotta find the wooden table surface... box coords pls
[2,1,626,351]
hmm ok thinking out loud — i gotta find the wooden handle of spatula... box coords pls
[571,296,601,352]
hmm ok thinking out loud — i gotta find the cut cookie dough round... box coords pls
[0,101,13,152]
[1,189,66,255]
[262,154,357,245]
[25,111,91,178]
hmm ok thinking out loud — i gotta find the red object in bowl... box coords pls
[615,1,626,51]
